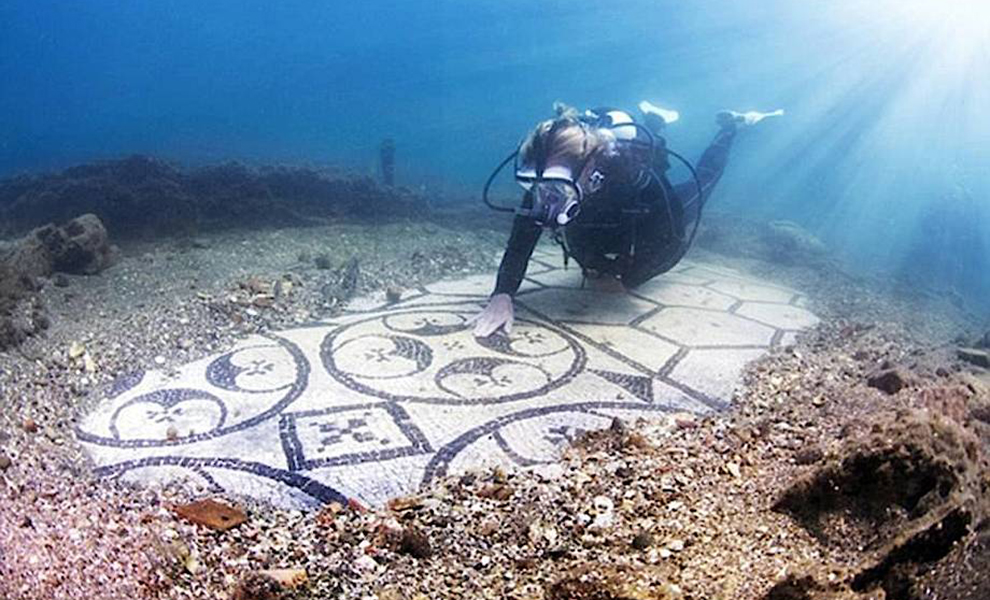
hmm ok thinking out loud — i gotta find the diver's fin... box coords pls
[717,108,785,128]
[638,100,680,126]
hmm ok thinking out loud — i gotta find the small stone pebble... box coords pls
[867,367,910,394]
[399,526,433,559]
[22,418,38,433]
[0,452,11,470]
[794,446,824,465]
[314,254,332,270]
[632,531,654,550]
[44,426,61,443]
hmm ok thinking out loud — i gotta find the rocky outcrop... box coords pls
[0,155,430,239]
[0,213,115,350]
[3,213,116,278]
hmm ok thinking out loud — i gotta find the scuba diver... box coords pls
[471,101,784,337]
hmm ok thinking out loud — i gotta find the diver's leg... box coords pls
[674,108,784,222]
[623,110,784,289]
[673,124,737,225]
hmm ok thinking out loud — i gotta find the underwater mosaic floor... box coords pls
[80,247,819,509]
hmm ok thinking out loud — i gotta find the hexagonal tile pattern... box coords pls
[80,244,818,510]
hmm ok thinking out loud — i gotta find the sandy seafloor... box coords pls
[1,214,989,600]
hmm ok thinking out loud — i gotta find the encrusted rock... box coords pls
[631,531,654,550]
[867,367,911,395]
[399,525,433,559]
[3,213,115,278]
[957,348,990,369]
[794,445,824,465]
[231,571,281,600]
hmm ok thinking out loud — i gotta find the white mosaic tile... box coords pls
[735,302,821,330]
[668,348,767,401]
[563,323,680,373]
[633,279,737,310]
[649,271,716,286]
[638,307,777,347]
[525,267,586,288]
[706,279,797,304]
[80,258,819,509]
[517,288,657,325]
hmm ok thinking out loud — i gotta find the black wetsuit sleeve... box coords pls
[493,212,542,296]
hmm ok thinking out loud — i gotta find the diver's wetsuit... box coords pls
[493,124,736,296]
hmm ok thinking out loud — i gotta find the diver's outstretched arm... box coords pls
[472,206,542,337]
[493,212,542,297]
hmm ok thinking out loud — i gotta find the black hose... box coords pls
[665,148,706,249]
[482,150,519,213]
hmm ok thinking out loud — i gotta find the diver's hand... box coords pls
[470,293,515,338]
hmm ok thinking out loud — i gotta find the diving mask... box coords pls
[515,167,583,228]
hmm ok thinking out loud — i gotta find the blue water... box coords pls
[2,0,988,308]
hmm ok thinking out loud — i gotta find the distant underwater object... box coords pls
[380,138,395,187]
[764,220,826,263]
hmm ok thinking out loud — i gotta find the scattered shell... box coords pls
[171,499,248,531]
[259,568,308,589]
[68,341,86,359]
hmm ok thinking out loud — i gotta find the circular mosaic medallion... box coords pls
[321,310,585,405]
